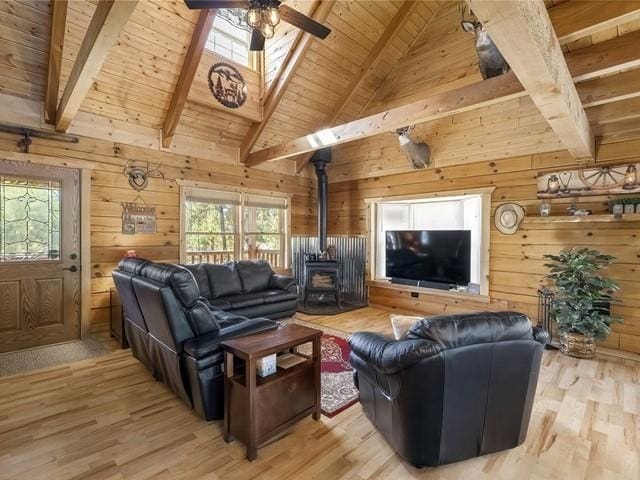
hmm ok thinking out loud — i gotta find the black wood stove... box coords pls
[303,148,341,307]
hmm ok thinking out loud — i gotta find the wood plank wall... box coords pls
[327,133,640,353]
[0,132,315,338]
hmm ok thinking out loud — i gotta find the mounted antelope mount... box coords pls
[460,6,510,80]
[123,161,165,192]
[394,127,431,170]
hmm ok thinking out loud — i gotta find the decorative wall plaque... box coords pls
[121,203,157,235]
[123,161,164,192]
[208,62,247,109]
[537,163,640,198]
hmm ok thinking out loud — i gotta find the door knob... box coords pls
[62,265,78,272]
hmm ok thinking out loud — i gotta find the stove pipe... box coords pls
[310,147,331,253]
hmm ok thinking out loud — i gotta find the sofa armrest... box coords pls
[269,273,297,291]
[183,318,277,360]
[348,332,442,375]
[532,326,550,346]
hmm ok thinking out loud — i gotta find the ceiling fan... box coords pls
[184,1,332,51]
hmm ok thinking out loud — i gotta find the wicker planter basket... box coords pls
[559,332,596,359]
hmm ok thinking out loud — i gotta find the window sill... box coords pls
[367,280,490,304]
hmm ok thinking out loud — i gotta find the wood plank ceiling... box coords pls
[1,0,640,177]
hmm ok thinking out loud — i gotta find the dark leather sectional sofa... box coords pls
[113,257,297,420]
[348,312,548,467]
[183,260,298,320]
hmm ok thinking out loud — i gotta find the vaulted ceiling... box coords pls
[1,0,640,179]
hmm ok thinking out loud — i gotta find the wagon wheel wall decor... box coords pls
[537,163,640,198]
[208,62,248,109]
[578,166,627,190]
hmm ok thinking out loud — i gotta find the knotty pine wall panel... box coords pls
[0,132,315,336]
[327,133,640,354]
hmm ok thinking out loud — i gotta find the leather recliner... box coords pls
[348,312,548,467]
[183,260,298,320]
[114,259,278,420]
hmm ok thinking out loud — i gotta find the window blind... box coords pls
[185,187,241,205]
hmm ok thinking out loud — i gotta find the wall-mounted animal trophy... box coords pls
[123,161,165,192]
[461,6,510,80]
[394,126,431,170]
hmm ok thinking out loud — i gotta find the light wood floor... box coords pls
[1,307,639,479]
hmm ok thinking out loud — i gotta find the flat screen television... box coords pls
[385,230,471,286]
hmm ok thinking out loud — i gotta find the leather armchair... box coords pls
[349,312,547,467]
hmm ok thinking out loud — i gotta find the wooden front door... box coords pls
[0,160,81,353]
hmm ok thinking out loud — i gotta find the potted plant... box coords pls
[543,248,621,359]
[609,197,640,214]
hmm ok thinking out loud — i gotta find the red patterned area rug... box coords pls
[292,319,359,418]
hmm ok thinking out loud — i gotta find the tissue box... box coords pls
[256,353,277,378]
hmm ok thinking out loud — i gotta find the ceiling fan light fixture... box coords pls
[265,6,280,26]
[261,22,275,39]
[246,7,261,28]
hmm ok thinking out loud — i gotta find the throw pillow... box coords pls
[390,314,423,340]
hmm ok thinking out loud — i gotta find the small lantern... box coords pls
[623,165,638,190]
[547,174,561,194]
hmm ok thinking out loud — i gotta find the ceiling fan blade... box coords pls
[184,0,248,9]
[279,4,331,39]
[250,28,266,51]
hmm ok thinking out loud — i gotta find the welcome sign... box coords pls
[121,203,157,235]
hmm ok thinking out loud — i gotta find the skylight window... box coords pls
[206,13,251,68]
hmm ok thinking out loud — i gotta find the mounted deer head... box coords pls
[461,7,510,80]
[394,127,431,170]
[123,161,165,192]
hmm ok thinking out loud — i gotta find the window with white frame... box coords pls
[182,187,289,268]
[206,14,251,67]
[372,193,489,295]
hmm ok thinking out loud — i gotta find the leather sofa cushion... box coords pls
[139,263,200,307]
[183,264,212,299]
[208,298,232,310]
[187,301,220,335]
[225,292,265,309]
[406,311,533,349]
[118,257,150,275]
[205,263,243,298]
[236,260,273,293]
[269,274,297,291]
[262,289,298,304]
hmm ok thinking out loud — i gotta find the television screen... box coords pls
[385,230,471,286]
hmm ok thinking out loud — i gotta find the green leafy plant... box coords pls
[609,197,640,209]
[543,248,621,341]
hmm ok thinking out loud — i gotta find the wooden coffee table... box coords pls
[221,324,323,461]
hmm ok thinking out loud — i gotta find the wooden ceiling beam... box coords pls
[45,0,67,125]
[470,0,594,160]
[239,0,335,163]
[244,26,640,166]
[579,67,640,108]
[162,9,217,149]
[56,0,138,132]
[567,29,640,82]
[588,96,640,126]
[245,71,527,166]
[294,0,418,173]
[549,0,640,45]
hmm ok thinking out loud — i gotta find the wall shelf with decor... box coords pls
[524,213,640,224]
